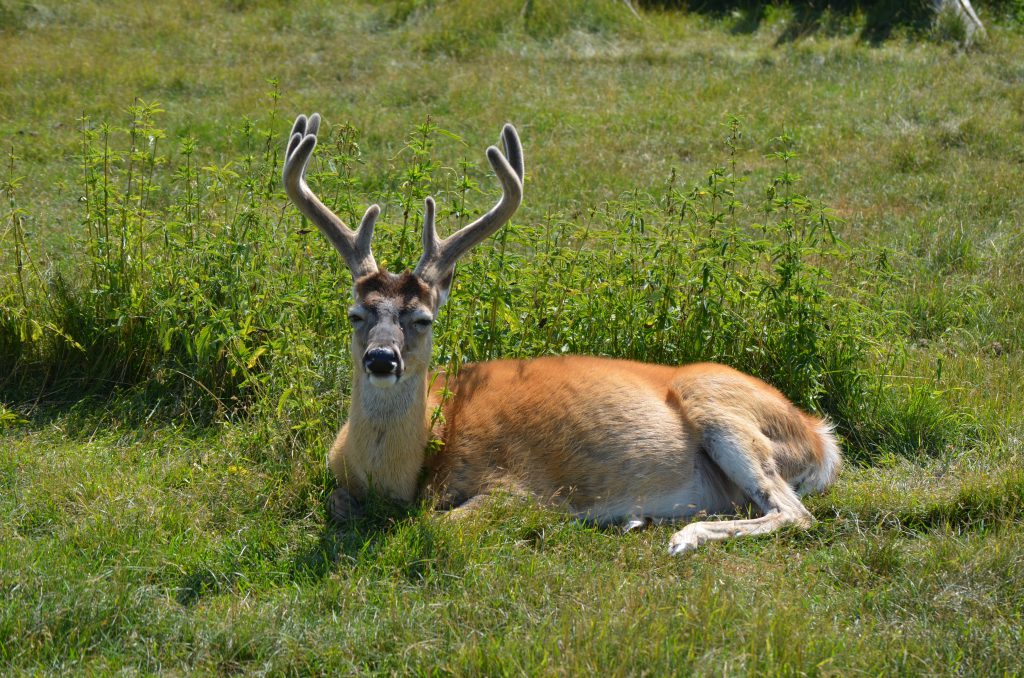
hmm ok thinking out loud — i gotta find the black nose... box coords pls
[363,347,400,376]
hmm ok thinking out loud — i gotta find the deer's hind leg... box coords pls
[667,424,814,556]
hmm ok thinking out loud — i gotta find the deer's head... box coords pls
[282,114,524,387]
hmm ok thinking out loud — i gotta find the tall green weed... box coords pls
[0,108,970,459]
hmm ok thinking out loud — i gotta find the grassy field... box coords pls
[2,0,1023,674]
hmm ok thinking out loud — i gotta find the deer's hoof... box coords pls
[327,486,363,524]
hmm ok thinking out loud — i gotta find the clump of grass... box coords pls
[931,1,971,45]
[930,223,978,274]
[904,281,982,343]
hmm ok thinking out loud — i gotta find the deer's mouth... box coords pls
[367,372,401,387]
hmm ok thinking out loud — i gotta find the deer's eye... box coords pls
[412,317,433,329]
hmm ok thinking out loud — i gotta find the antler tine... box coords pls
[420,196,438,262]
[282,113,378,279]
[501,123,524,182]
[414,124,524,284]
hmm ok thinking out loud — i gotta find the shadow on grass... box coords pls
[879,472,1024,533]
[800,470,1024,552]
[173,495,419,607]
[638,0,937,44]
[171,469,1024,606]
[176,568,233,608]
[0,374,253,432]
[288,493,421,583]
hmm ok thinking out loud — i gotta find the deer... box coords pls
[282,113,841,555]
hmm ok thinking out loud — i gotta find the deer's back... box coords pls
[426,356,825,518]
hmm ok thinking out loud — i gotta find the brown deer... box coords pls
[283,113,841,555]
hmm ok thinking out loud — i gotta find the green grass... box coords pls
[2,1,1024,674]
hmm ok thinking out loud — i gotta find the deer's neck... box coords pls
[345,367,433,502]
